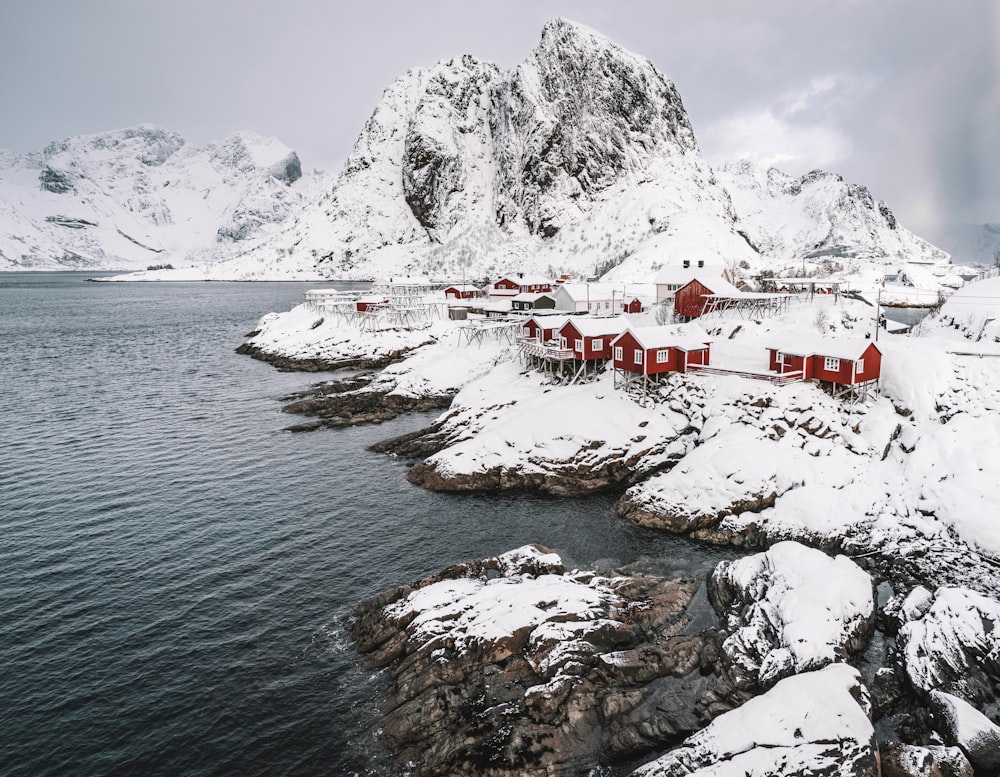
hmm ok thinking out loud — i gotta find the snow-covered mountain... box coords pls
[1,19,950,281]
[715,160,948,273]
[242,18,763,282]
[0,124,326,275]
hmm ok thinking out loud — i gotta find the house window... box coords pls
[576,339,584,352]
[614,346,623,361]
[697,260,704,268]
[593,338,603,351]
[560,337,567,349]
[683,260,690,269]
[783,353,793,365]
[656,349,670,363]
[824,356,840,371]
[856,359,864,372]
[634,350,643,365]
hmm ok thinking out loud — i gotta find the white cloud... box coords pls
[700,76,858,175]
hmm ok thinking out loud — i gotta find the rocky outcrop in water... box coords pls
[277,373,454,431]
[349,545,751,776]
[350,539,1000,776]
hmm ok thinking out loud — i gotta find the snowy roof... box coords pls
[444,284,479,292]
[681,275,743,296]
[525,314,570,330]
[357,294,388,303]
[556,282,626,302]
[613,324,712,351]
[561,315,630,337]
[654,264,728,285]
[769,335,881,360]
[512,291,555,302]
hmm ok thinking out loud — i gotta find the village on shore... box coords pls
[244,258,1000,776]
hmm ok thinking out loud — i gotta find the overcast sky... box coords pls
[1,0,997,238]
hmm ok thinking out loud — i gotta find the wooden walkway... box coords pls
[687,364,804,385]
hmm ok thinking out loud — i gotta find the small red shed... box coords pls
[674,276,742,319]
[611,325,712,376]
[767,338,882,385]
[356,295,389,312]
[625,297,645,314]
[558,316,630,361]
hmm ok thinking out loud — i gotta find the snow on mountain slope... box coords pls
[0,124,317,272]
[1,19,950,282]
[244,17,761,282]
[716,159,948,271]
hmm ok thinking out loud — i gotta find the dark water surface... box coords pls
[0,273,731,776]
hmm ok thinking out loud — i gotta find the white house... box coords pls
[553,282,627,314]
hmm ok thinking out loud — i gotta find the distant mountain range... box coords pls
[0,19,968,280]
[933,223,1000,267]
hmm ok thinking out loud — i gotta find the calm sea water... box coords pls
[0,273,732,776]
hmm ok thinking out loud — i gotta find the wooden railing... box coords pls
[517,338,575,360]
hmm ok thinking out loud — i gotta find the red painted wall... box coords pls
[674,279,714,319]
[561,321,617,360]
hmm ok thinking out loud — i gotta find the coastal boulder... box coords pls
[629,664,879,777]
[708,541,875,690]
[897,585,1000,709]
[349,544,747,776]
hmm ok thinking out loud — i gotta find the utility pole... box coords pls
[874,287,881,341]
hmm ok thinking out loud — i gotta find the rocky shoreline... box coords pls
[349,542,998,776]
[235,339,416,373]
[276,372,455,431]
[239,328,1000,775]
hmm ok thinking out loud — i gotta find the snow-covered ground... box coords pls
[249,286,1000,594]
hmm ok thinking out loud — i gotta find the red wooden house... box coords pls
[558,316,630,361]
[611,325,712,376]
[444,284,480,300]
[489,273,554,298]
[625,297,645,314]
[767,338,882,386]
[674,276,743,319]
[521,314,570,342]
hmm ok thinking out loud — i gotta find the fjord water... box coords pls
[0,273,730,776]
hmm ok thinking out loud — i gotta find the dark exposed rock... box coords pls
[277,374,455,430]
[39,167,75,194]
[879,742,973,777]
[349,545,749,776]
[407,451,680,495]
[368,424,449,457]
[235,340,418,372]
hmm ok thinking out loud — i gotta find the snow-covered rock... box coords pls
[898,586,1000,708]
[629,664,878,777]
[406,362,696,494]
[928,690,1000,773]
[878,742,973,777]
[709,542,875,689]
